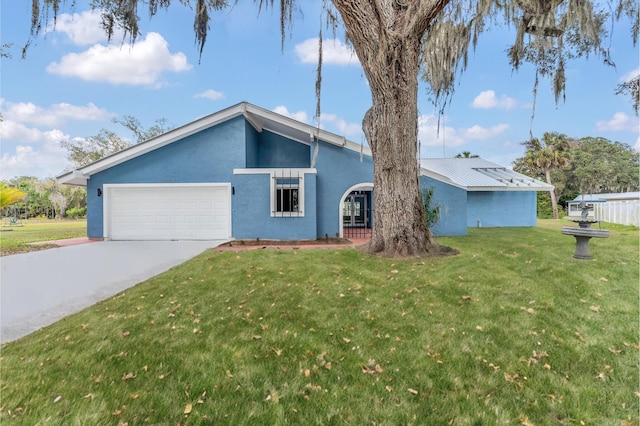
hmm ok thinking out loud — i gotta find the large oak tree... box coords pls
[26,0,637,256]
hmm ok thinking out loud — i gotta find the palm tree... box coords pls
[455,151,479,158]
[522,132,574,219]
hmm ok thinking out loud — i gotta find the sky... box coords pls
[1,1,638,180]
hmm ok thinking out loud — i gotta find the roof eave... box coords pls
[57,170,88,186]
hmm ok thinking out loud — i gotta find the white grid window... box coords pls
[271,173,304,217]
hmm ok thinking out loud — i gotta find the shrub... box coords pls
[65,207,86,218]
[420,187,440,228]
[536,192,553,218]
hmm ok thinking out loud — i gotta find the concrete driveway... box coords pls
[1,240,226,342]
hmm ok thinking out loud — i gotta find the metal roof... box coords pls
[420,158,554,191]
[571,192,640,202]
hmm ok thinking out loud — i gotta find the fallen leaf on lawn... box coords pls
[360,364,376,375]
[83,393,94,399]
[589,306,600,313]
[225,370,233,378]
[386,386,392,392]
[304,369,311,377]
[462,295,472,301]
[375,364,384,373]
[342,337,351,343]
[476,325,484,332]
[390,270,399,274]
[112,409,122,416]
[158,374,165,379]
[608,347,622,355]
[519,414,534,426]
[575,332,586,342]
[184,403,192,415]
[407,388,418,395]
[53,395,62,403]
[543,363,551,370]
[253,335,262,340]
[520,307,535,314]
[122,331,130,337]
[504,372,520,383]
[82,324,89,330]
[599,277,608,282]
[122,372,136,380]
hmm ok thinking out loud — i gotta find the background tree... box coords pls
[61,116,172,168]
[27,0,637,256]
[517,132,574,219]
[565,137,640,195]
[0,183,26,210]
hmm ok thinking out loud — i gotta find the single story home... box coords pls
[568,192,639,226]
[58,102,553,241]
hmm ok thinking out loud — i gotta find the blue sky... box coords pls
[1,0,638,180]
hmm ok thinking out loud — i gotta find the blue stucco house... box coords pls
[58,102,552,241]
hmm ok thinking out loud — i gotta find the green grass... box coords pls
[0,220,86,256]
[1,220,638,425]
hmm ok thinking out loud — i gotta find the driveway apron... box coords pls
[1,240,225,342]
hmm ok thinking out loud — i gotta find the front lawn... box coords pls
[1,220,637,424]
[0,220,86,256]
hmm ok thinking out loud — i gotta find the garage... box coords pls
[104,184,231,240]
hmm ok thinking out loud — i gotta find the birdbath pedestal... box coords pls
[561,202,609,260]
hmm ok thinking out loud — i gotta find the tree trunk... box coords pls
[331,1,448,256]
[545,168,560,219]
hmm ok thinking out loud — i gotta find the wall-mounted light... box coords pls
[97,188,102,197]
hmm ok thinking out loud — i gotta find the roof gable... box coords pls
[58,102,371,185]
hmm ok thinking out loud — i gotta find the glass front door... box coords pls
[343,193,368,228]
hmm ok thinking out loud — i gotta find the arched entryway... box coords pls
[339,183,374,240]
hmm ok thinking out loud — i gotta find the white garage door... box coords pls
[106,184,231,240]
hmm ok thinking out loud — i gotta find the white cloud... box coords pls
[620,67,639,82]
[596,112,639,132]
[2,101,114,127]
[319,113,362,137]
[46,32,192,86]
[272,106,309,123]
[417,113,509,153]
[0,124,70,179]
[194,89,225,101]
[48,10,118,45]
[462,124,510,139]
[294,38,358,66]
[471,90,518,110]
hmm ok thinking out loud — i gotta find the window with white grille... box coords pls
[272,172,304,217]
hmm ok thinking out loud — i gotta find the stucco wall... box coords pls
[467,191,537,228]
[232,172,318,240]
[313,142,374,238]
[256,131,310,168]
[421,176,468,236]
[87,117,246,238]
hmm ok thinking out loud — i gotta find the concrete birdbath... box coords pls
[561,202,609,260]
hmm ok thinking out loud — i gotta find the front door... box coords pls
[342,190,372,239]
[343,194,367,227]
